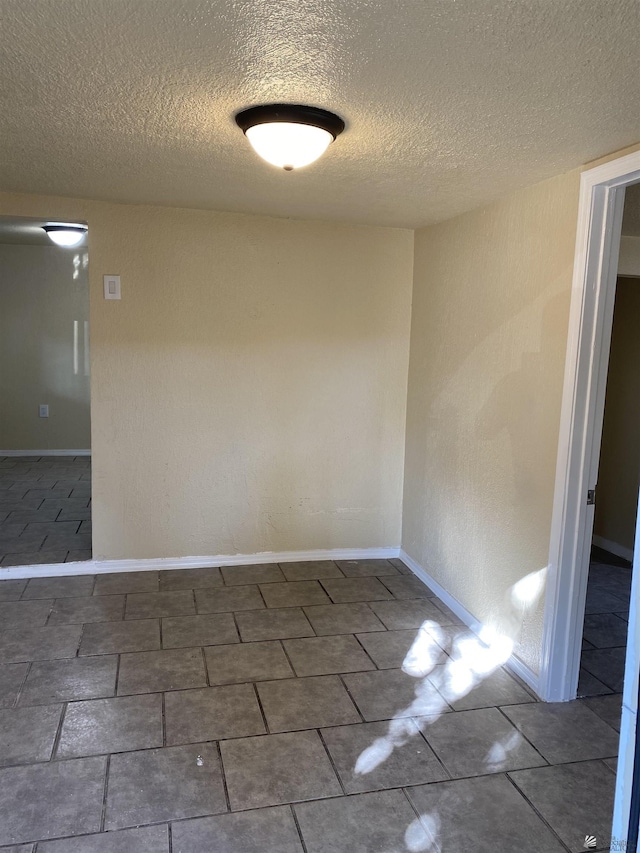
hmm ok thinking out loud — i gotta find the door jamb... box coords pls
[539,149,640,702]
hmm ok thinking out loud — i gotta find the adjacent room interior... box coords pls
[0,216,91,567]
[577,185,640,701]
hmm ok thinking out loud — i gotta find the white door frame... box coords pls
[539,148,640,702]
[611,488,640,850]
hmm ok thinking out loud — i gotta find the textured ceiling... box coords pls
[1,0,640,228]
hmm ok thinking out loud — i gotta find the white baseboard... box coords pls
[0,540,541,697]
[0,449,91,457]
[0,546,401,580]
[592,534,634,564]
[399,549,541,697]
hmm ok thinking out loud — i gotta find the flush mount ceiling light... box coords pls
[235,104,345,171]
[42,223,88,247]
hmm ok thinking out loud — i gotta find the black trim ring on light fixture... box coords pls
[42,225,88,237]
[235,104,345,139]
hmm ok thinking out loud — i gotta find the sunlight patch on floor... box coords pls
[350,567,548,850]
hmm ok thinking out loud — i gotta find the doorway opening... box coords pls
[579,245,640,699]
[0,215,91,569]
[540,149,640,850]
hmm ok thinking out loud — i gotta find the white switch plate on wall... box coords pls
[39,404,49,418]
[103,275,121,300]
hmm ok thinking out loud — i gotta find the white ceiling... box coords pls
[1,1,640,229]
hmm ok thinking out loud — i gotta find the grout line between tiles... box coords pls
[161,691,167,746]
[503,771,574,853]
[228,608,242,644]
[12,660,32,709]
[252,681,270,734]
[601,755,619,775]
[350,631,379,670]
[316,727,347,796]
[114,653,122,696]
[494,705,551,766]
[337,673,366,723]
[43,600,55,627]
[401,784,437,841]
[200,645,210,686]
[0,737,618,775]
[50,701,68,760]
[413,722,453,778]
[215,739,232,813]
[75,622,86,657]
[290,803,310,853]
[255,583,269,609]
[279,638,298,677]
[99,753,111,832]
[412,719,452,779]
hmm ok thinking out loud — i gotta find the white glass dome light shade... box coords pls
[235,104,345,171]
[42,224,88,247]
[246,122,333,170]
[46,229,85,248]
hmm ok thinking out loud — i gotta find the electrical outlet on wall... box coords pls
[39,404,49,418]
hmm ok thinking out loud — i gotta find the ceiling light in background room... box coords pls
[42,224,88,247]
[235,104,345,171]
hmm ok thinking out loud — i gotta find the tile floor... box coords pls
[0,558,621,852]
[579,546,632,698]
[0,457,92,567]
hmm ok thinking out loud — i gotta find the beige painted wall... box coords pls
[402,169,581,674]
[0,243,90,450]
[618,236,640,277]
[0,192,413,560]
[593,277,640,555]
